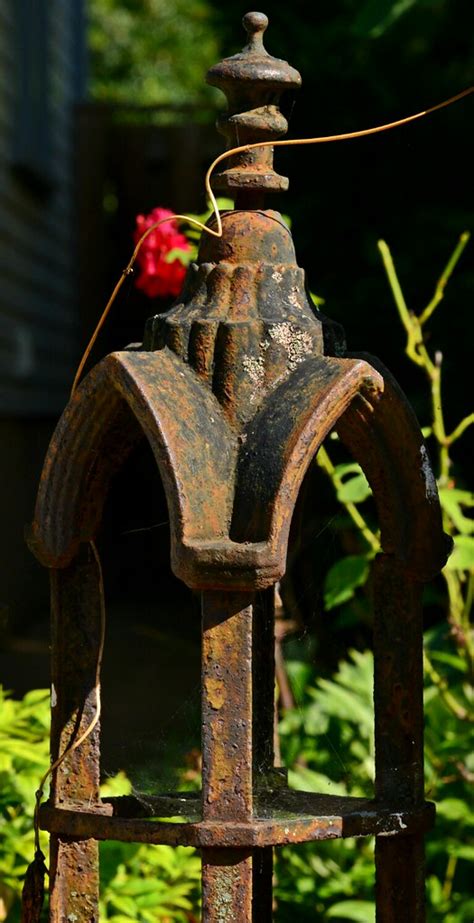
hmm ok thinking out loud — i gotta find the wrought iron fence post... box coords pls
[29,11,449,921]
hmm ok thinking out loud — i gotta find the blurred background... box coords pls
[0,0,472,763]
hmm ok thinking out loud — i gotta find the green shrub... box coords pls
[0,687,49,921]
[100,842,200,922]
[276,640,474,922]
[0,692,200,922]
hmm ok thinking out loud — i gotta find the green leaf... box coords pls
[426,875,444,906]
[102,915,135,923]
[327,899,376,921]
[334,463,372,504]
[337,650,374,695]
[439,488,474,535]
[436,798,473,823]
[324,556,370,610]
[333,463,372,503]
[164,247,194,266]
[285,660,314,704]
[303,701,330,736]
[444,535,474,571]
[428,650,466,673]
[22,689,50,706]
[288,766,347,796]
[447,844,474,861]
[309,290,325,306]
[109,894,139,916]
[100,771,133,798]
[315,680,373,732]
[214,197,234,213]
[338,476,372,504]
[0,740,49,765]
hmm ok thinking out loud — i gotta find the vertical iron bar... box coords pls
[373,555,425,922]
[253,589,275,779]
[201,591,254,922]
[48,544,102,922]
[252,588,276,921]
[202,849,254,922]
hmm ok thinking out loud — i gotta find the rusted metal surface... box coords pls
[202,849,253,923]
[28,349,237,573]
[201,592,255,920]
[202,593,254,820]
[29,344,446,592]
[39,795,435,847]
[206,12,301,207]
[373,558,425,805]
[48,545,102,921]
[375,836,426,923]
[49,838,99,923]
[372,557,426,920]
[29,10,450,922]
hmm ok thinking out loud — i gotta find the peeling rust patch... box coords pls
[205,678,227,711]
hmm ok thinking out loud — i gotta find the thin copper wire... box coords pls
[70,86,472,397]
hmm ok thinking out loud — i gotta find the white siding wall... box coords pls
[0,0,85,415]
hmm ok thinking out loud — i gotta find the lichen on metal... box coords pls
[30,10,449,922]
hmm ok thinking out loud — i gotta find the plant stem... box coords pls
[447,413,474,446]
[378,239,457,483]
[316,446,380,553]
[431,356,451,483]
[442,854,458,903]
[423,651,473,722]
[377,238,474,705]
[419,231,470,327]
[377,240,425,367]
[444,568,474,670]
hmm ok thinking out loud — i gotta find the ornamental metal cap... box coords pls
[206,11,302,207]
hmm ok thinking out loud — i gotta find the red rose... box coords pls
[133,207,191,299]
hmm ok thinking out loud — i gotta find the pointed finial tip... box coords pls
[242,11,269,41]
[206,9,301,201]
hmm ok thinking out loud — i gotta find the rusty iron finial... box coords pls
[206,11,301,208]
[242,11,268,51]
[144,15,346,428]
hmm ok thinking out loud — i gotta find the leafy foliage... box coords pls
[333,465,372,506]
[2,635,472,920]
[324,556,371,611]
[100,843,200,922]
[0,687,50,921]
[276,652,376,919]
[88,0,220,107]
[0,690,200,922]
[276,639,474,921]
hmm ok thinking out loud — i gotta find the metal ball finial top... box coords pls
[242,11,268,50]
